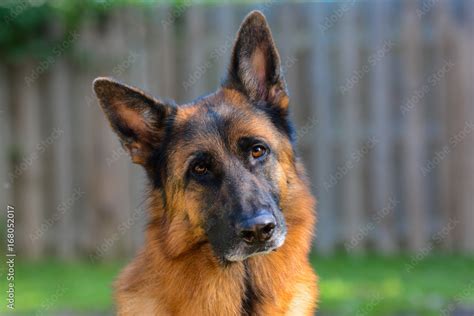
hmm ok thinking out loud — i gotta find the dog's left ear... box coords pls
[225,11,289,111]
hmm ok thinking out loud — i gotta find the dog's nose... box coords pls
[238,212,276,244]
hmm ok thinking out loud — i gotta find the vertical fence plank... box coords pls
[13,62,44,259]
[443,12,464,251]
[340,4,365,252]
[185,6,207,100]
[70,62,90,257]
[400,0,428,251]
[146,6,163,97]
[38,69,56,256]
[160,5,177,101]
[370,0,397,253]
[310,4,336,254]
[433,1,452,250]
[50,58,75,259]
[76,18,101,256]
[215,5,234,81]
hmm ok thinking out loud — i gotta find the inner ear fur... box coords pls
[93,77,174,165]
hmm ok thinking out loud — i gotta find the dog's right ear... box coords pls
[93,77,175,165]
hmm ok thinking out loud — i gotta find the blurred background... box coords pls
[0,0,473,315]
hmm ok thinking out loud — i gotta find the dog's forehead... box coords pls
[176,88,249,121]
[175,91,269,139]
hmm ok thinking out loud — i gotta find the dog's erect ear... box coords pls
[93,77,174,165]
[225,11,289,111]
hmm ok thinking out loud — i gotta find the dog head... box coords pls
[94,11,298,263]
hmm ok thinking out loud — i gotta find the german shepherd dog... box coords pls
[93,10,317,316]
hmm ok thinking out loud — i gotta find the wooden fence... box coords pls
[0,1,473,260]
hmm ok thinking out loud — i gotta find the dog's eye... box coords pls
[189,153,214,178]
[192,163,208,176]
[251,145,267,159]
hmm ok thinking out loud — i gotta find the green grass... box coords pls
[1,260,122,314]
[313,254,474,315]
[1,254,473,315]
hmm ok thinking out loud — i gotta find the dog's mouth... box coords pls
[223,230,286,262]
